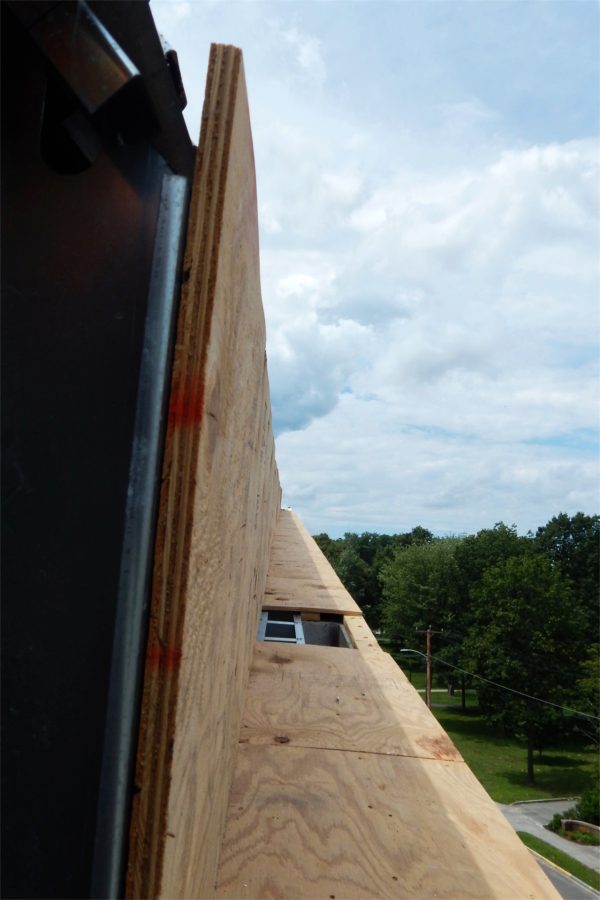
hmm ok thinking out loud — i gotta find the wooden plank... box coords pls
[240,642,462,761]
[126,45,281,900]
[264,510,362,615]
[344,613,387,655]
[216,744,558,899]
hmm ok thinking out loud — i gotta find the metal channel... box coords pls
[258,612,306,645]
[257,610,269,642]
[90,172,189,900]
[29,2,140,114]
[293,614,306,645]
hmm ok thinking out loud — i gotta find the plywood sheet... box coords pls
[343,612,387,656]
[264,510,362,615]
[242,642,461,761]
[216,743,558,899]
[125,40,558,900]
[126,45,281,900]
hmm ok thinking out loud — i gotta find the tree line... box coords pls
[314,513,599,783]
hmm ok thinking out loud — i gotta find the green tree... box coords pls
[381,538,464,664]
[464,554,586,784]
[354,531,434,628]
[535,512,599,630]
[313,533,342,569]
[454,523,532,597]
[314,528,434,630]
[336,538,372,610]
[573,643,600,745]
[409,526,434,545]
[573,783,600,826]
[451,524,536,708]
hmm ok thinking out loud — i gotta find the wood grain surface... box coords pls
[126,45,281,900]
[216,744,558,899]
[264,510,362,615]
[125,40,558,900]
[343,613,387,656]
[240,642,462,761]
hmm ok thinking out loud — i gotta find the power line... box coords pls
[398,649,600,722]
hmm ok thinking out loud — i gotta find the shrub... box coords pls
[573,783,599,826]
[568,831,600,846]
[547,813,565,833]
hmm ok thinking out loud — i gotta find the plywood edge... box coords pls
[158,44,281,899]
[263,509,362,616]
[126,44,281,900]
[262,595,362,616]
[343,612,386,653]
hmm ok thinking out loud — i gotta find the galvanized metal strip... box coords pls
[90,171,189,900]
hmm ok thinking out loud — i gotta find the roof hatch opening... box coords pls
[257,611,351,648]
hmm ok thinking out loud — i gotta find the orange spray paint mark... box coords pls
[146,645,182,671]
[168,382,204,429]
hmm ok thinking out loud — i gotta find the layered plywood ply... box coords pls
[126,45,280,900]
[126,43,558,900]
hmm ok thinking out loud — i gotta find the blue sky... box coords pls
[153,0,599,537]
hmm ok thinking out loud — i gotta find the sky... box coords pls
[152,0,599,538]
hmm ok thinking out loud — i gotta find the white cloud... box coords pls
[321,169,363,205]
[282,26,327,88]
[258,202,282,235]
[267,138,599,531]
[150,0,599,535]
[153,0,191,29]
[277,395,598,536]
[439,98,500,127]
[350,201,388,233]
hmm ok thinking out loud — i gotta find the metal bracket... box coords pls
[258,611,305,645]
[25,1,140,114]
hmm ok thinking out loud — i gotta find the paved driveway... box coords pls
[498,800,600,872]
[536,857,600,899]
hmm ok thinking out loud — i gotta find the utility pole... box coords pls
[415,625,442,709]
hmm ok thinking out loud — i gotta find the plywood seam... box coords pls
[216,743,560,899]
[238,739,468,765]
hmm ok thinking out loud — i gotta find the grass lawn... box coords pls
[393,663,599,805]
[432,705,599,804]
[433,708,598,803]
[517,832,600,892]
[395,663,479,708]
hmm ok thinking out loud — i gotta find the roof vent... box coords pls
[257,611,305,644]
